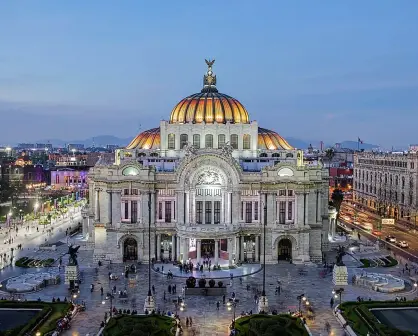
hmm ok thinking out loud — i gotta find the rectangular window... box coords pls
[168,134,175,149]
[205,201,212,224]
[279,201,286,224]
[279,189,286,196]
[196,201,203,224]
[230,134,238,149]
[245,202,252,223]
[218,134,226,148]
[124,201,129,220]
[131,189,138,195]
[241,201,244,220]
[205,134,213,148]
[287,201,292,220]
[214,201,221,224]
[158,202,163,220]
[165,201,172,222]
[287,190,293,196]
[124,188,129,195]
[243,134,251,150]
[180,134,188,149]
[254,201,259,220]
[173,201,176,220]
[193,134,200,148]
[131,201,138,223]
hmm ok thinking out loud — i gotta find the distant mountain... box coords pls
[338,140,379,150]
[35,135,133,148]
[285,137,311,149]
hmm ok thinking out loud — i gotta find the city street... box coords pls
[340,201,418,262]
[0,205,83,269]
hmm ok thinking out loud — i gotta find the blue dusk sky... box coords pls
[1,1,418,147]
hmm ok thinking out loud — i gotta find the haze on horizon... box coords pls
[1,1,418,148]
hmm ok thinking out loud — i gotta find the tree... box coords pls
[331,188,344,220]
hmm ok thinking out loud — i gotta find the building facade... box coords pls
[85,61,330,265]
[353,152,418,220]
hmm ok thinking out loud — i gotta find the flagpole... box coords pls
[357,138,359,152]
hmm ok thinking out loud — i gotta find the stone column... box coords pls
[255,235,260,262]
[157,234,161,261]
[177,237,182,262]
[172,235,176,261]
[231,191,240,224]
[214,239,219,265]
[240,236,245,261]
[107,190,112,225]
[185,192,190,224]
[82,213,88,238]
[196,239,201,262]
[227,192,232,223]
[182,238,189,262]
[94,189,100,221]
[228,238,233,266]
[112,190,122,228]
[176,192,184,224]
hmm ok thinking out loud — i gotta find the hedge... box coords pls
[103,314,176,336]
[0,301,71,336]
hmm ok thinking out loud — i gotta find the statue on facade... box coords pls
[221,143,234,157]
[184,142,198,157]
[335,245,346,266]
[67,245,80,266]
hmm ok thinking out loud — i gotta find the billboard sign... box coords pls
[381,218,395,225]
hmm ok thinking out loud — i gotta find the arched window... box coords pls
[230,134,238,149]
[193,134,200,148]
[150,153,159,157]
[205,134,213,148]
[218,134,226,148]
[168,134,175,149]
[260,153,268,157]
[272,153,280,157]
[243,134,251,149]
[180,134,188,149]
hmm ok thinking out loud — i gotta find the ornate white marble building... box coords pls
[84,61,330,265]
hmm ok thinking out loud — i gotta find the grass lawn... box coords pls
[0,301,71,336]
[340,301,418,336]
[103,315,176,336]
[234,314,309,336]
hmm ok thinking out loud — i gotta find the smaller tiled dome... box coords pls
[258,127,293,150]
[126,128,160,150]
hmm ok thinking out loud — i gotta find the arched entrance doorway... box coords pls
[123,238,138,261]
[201,239,215,258]
[278,238,292,261]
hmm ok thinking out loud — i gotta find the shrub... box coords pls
[186,277,196,288]
[218,281,223,288]
[208,279,215,288]
[198,278,206,288]
[360,259,371,268]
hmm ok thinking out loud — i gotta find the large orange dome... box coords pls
[169,92,249,124]
[170,59,249,124]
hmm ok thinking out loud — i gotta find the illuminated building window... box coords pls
[196,201,203,224]
[243,134,251,150]
[218,134,226,148]
[230,134,238,149]
[205,201,212,224]
[193,134,200,148]
[180,134,188,149]
[205,134,213,149]
[168,134,175,149]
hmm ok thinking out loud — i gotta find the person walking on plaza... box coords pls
[168,284,172,294]
[330,297,334,308]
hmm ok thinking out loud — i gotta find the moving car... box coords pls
[385,236,397,243]
[397,241,409,248]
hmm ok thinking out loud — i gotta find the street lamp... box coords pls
[227,298,239,330]
[333,288,344,305]
[297,294,306,314]
[35,332,41,336]
[144,190,155,312]
[258,198,268,313]
[102,293,114,317]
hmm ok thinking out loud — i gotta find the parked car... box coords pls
[385,236,397,243]
[397,241,409,248]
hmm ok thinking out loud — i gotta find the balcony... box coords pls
[275,223,296,230]
[176,223,240,234]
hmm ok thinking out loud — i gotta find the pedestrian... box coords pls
[100,287,104,295]
[186,317,189,327]
[330,297,334,308]
[162,265,164,273]
[216,301,220,310]
[189,317,193,326]
[163,291,166,301]
[168,285,172,294]
[222,294,226,304]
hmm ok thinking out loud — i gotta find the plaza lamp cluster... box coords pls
[102,293,115,317]
[332,288,344,305]
[296,294,310,314]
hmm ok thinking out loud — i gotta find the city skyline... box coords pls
[1,1,418,146]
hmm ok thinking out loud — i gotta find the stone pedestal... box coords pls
[65,265,80,287]
[333,265,348,286]
[144,295,156,313]
[258,296,269,313]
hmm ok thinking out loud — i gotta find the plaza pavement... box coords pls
[2,228,418,335]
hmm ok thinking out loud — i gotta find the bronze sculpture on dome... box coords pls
[205,59,215,68]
